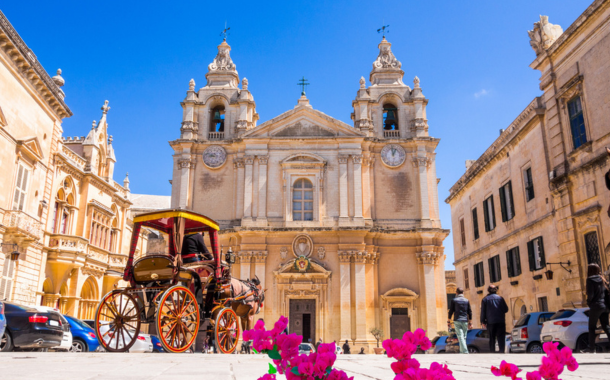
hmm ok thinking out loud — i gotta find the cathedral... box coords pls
[170,37,448,351]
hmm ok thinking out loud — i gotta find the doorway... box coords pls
[390,308,410,339]
[289,299,316,343]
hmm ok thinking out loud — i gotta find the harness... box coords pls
[231,279,265,313]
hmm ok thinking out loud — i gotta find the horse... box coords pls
[228,276,265,333]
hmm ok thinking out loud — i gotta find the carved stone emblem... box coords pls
[202,145,227,169]
[317,246,326,260]
[380,144,406,168]
[528,15,563,55]
[208,40,236,72]
[280,247,288,260]
[292,234,313,258]
[372,38,402,71]
[294,256,311,273]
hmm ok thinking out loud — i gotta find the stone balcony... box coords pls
[48,234,88,253]
[2,209,43,246]
[383,130,400,138]
[208,131,224,140]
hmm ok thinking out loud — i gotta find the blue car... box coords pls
[64,315,100,352]
[0,302,6,341]
[151,335,164,353]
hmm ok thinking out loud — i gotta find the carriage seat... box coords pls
[132,254,198,284]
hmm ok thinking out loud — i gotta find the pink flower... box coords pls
[383,338,417,360]
[525,372,541,380]
[317,342,336,354]
[491,360,522,380]
[566,357,579,372]
[258,375,276,380]
[327,369,353,380]
[538,356,563,380]
[276,333,301,359]
[298,362,314,377]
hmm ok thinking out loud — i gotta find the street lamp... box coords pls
[545,260,572,280]
[1,243,20,261]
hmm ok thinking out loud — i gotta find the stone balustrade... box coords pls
[61,144,86,169]
[86,244,110,264]
[48,234,88,253]
[208,131,224,140]
[108,252,129,270]
[383,130,400,138]
[2,209,43,240]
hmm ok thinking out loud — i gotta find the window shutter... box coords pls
[483,200,490,232]
[496,256,502,281]
[480,263,485,286]
[488,258,493,282]
[499,187,507,222]
[527,240,535,271]
[506,250,514,278]
[508,181,515,218]
[472,208,479,240]
[515,247,522,276]
[538,237,546,268]
[490,197,496,229]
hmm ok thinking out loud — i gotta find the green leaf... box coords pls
[268,347,282,360]
[268,363,278,374]
[326,368,332,376]
[253,348,259,354]
[291,366,301,376]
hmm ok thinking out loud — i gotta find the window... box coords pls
[584,231,601,267]
[499,181,515,222]
[90,211,112,250]
[472,208,479,240]
[538,297,549,312]
[210,106,225,132]
[538,313,554,325]
[524,168,535,202]
[459,218,466,247]
[567,97,587,149]
[60,209,69,234]
[527,237,546,271]
[463,268,470,290]
[483,196,496,231]
[292,179,313,221]
[488,255,501,283]
[474,262,485,288]
[51,202,59,233]
[382,104,398,130]
[506,247,522,277]
[12,164,29,211]
[0,256,16,300]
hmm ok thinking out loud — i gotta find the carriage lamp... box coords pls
[544,260,572,280]
[225,247,236,265]
[2,243,20,261]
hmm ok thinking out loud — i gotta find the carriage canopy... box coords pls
[123,209,221,282]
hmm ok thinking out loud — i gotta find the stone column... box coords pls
[253,251,268,316]
[353,251,368,344]
[177,157,193,208]
[338,251,352,342]
[243,156,255,221]
[338,155,349,224]
[352,155,363,220]
[238,251,252,280]
[417,251,439,336]
[257,156,268,223]
[413,156,430,222]
[235,159,245,219]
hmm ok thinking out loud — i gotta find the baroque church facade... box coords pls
[170,38,449,350]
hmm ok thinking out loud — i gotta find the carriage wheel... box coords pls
[156,285,200,353]
[214,307,240,354]
[95,290,141,352]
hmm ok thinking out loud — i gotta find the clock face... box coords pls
[380,144,406,168]
[202,145,227,169]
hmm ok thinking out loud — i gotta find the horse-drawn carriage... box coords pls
[93,209,263,353]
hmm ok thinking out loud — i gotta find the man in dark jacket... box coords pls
[448,287,472,353]
[342,340,351,354]
[480,285,509,353]
[181,232,212,264]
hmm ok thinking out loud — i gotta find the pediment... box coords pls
[382,287,419,298]
[16,137,44,162]
[274,258,331,277]
[243,106,364,139]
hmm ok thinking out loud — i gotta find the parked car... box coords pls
[334,344,343,355]
[445,328,508,353]
[0,302,6,340]
[82,319,95,329]
[97,322,153,353]
[510,312,555,353]
[151,335,164,353]
[64,315,100,352]
[31,306,72,351]
[0,302,63,352]
[299,343,316,355]
[540,308,590,351]
[427,336,448,354]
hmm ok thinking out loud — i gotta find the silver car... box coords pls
[510,312,555,353]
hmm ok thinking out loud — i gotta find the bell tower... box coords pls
[179,39,258,142]
[352,37,429,139]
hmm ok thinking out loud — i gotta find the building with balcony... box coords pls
[446,1,610,328]
[170,36,449,352]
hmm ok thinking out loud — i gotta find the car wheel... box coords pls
[70,339,87,353]
[0,332,13,352]
[575,335,589,352]
[527,342,543,353]
[468,346,479,353]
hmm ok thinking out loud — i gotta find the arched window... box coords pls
[210,106,225,132]
[383,104,398,130]
[293,179,313,221]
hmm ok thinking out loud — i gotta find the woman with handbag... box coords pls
[586,263,610,352]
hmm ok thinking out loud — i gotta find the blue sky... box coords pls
[2,0,592,269]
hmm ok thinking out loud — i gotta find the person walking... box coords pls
[342,340,351,354]
[315,338,323,351]
[448,287,472,354]
[480,285,508,353]
[585,263,610,352]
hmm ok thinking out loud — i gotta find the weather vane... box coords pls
[297,76,310,96]
[220,22,230,41]
[377,24,390,38]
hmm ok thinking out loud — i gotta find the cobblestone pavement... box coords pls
[0,352,608,380]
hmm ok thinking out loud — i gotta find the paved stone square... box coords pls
[0,352,608,380]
